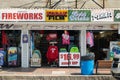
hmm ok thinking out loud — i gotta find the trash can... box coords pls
[81,53,94,75]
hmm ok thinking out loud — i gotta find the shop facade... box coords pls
[0,9,120,68]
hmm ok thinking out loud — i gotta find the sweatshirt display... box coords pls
[46,45,58,64]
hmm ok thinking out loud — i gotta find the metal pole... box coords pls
[75,0,77,8]
[50,0,51,8]
[103,0,105,9]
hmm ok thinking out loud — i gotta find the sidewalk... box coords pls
[0,68,116,80]
[0,67,111,76]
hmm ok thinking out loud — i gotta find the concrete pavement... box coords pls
[0,68,117,80]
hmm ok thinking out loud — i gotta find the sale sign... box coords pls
[59,52,80,67]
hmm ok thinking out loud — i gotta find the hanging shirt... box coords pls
[2,31,8,45]
[62,33,70,45]
[86,31,94,47]
[46,45,58,62]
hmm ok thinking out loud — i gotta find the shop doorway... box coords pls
[30,30,80,67]
[0,30,21,67]
[86,30,120,63]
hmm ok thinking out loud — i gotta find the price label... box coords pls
[59,52,80,67]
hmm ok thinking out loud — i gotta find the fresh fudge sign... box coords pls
[68,10,91,22]
[114,10,120,22]
[0,9,45,21]
[91,9,113,21]
[46,10,68,22]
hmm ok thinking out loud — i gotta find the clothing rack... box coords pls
[49,41,57,46]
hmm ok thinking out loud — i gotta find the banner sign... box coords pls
[114,10,120,22]
[46,10,68,22]
[91,9,113,21]
[0,9,45,21]
[59,52,80,67]
[68,10,91,22]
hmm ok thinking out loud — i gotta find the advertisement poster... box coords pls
[46,10,68,22]
[59,52,80,67]
[110,41,120,60]
[8,47,17,66]
[68,10,91,22]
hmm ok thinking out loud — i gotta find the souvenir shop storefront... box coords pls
[0,9,120,68]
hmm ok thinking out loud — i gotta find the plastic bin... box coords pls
[81,54,94,75]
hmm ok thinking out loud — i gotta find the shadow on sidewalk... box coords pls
[71,73,111,75]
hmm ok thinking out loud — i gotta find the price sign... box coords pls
[59,52,69,67]
[59,52,80,67]
[69,52,80,66]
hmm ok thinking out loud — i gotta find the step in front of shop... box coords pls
[0,75,116,80]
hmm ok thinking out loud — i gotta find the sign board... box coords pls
[59,52,69,67]
[114,10,120,22]
[68,10,91,22]
[46,10,68,22]
[69,52,80,66]
[59,52,80,67]
[91,9,113,21]
[0,9,45,21]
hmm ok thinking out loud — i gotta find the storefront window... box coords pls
[30,30,81,67]
[0,30,21,67]
[86,30,120,63]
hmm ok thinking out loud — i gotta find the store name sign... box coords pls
[46,10,68,22]
[68,10,91,22]
[114,10,120,22]
[91,9,113,21]
[0,9,45,21]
